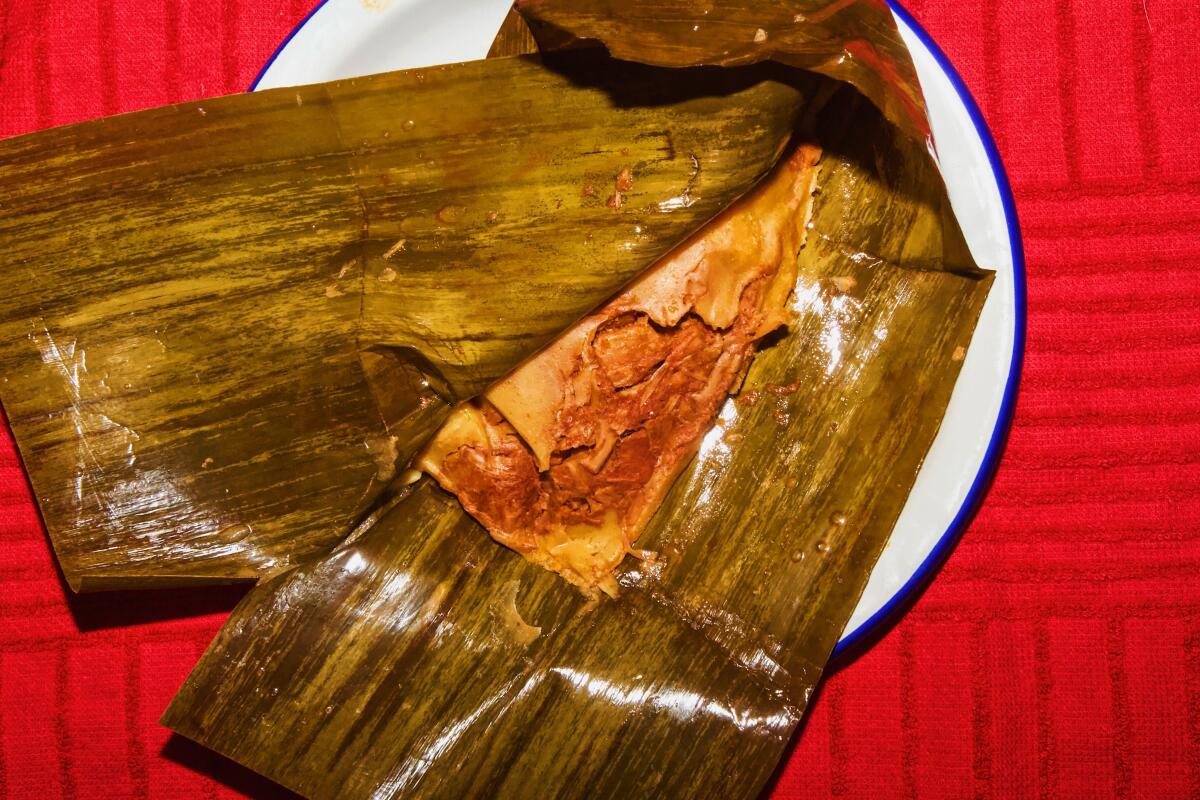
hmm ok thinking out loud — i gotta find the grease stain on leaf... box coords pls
[492,579,541,646]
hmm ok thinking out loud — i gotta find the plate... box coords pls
[252,0,1025,657]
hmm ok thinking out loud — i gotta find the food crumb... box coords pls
[952,345,966,361]
[583,184,596,198]
[723,431,744,445]
[336,261,354,279]
[364,435,400,481]
[738,390,762,407]
[830,276,857,293]
[606,166,634,210]
[615,166,634,193]
[766,381,800,396]
[324,284,343,298]
[383,239,407,259]
[201,457,214,469]
[754,28,768,43]
[486,211,499,223]
[379,267,397,283]
[793,13,807,22]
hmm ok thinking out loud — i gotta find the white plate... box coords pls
[252,0,1024,657]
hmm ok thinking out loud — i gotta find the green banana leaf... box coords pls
[0,50,816,590]
[163,78,993,798]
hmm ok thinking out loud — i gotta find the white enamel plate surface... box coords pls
[253,0,1025,657]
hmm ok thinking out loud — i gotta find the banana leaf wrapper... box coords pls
[0,51,817,590]
[163,78,994,799]
[517,0,930,140]
[488,5,542,58]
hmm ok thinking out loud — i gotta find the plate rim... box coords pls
[249,0,1027,662]
[830,0,1026,661]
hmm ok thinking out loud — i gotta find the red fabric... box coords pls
[1,0,1197,797]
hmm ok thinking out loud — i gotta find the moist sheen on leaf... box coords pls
[0,52,814,590]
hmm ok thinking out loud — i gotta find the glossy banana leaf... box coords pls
[164,86,993,798]
[0,51,815,590]
[517,0,930,140]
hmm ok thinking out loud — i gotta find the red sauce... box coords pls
[436,281,769,553]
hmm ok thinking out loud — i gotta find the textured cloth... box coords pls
[0,0,1197,798]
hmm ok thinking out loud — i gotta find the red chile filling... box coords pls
[436,279,772,552]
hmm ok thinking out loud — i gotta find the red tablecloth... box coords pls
[1,0,1197,797]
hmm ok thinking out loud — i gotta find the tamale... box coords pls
[164,83,995,799]
[0,52,818,590]
[418,145,822,597]
[0,3,1003,796]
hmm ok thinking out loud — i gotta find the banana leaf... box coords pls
[488,5,540,58]
[517,0,930,140]
[0,50,817,590]
[163,72,993,799]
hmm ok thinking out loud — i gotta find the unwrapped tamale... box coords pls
[419,145,822,596]
[164,84,994,800]
[0,1,1005,797]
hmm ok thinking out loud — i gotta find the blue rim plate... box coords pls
[831,1,1025,661]
[250,0,1026,661]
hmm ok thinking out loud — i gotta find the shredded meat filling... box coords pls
[418,144,823,597]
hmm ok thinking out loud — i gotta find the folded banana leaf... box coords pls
[164,76,992,800]
[0,48,818,590]
[517,0,930,140]
[488,5,541,58]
